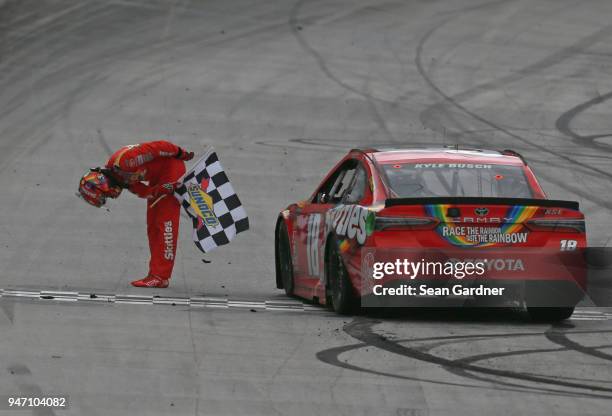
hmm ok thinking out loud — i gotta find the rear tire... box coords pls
[527,306,574,322]
[326,238,357,315]
[276,222,294,296]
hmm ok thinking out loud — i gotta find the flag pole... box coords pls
[149,194,167,208]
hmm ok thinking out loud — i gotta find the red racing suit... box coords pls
[106,141,186,280]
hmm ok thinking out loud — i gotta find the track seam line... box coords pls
[0,289,609,318]
[0,288,327,313]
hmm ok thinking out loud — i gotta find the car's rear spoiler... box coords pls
[384,197,579,210]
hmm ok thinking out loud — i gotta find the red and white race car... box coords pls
[275,147,587,321]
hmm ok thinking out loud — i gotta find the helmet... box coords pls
[77,169,122,207]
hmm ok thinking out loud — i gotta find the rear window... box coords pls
[383,163,533,198]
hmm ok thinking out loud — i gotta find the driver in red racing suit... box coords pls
[78,140,194,288]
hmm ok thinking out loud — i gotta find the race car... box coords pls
[275,147,587,321]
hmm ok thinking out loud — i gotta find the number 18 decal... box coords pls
[560,239,577,251]
[307,214,322,277]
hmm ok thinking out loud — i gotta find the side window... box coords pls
[314,160,357,204]
[331,167,356,201]
[344,166,366,204]
[314,170,342,204]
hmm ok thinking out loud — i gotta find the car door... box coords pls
[294,161,359,285]
[337,163,369,278]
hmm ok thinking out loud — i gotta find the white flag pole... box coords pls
[177,145,214,185]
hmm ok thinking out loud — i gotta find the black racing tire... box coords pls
[527,306,574,322]
[326,237,357,315]
[276,221,294,296]
[585,247,612,269]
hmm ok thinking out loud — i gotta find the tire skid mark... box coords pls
[289,0,399,142]
[283,0,510,148]
[390,327,612,344]
[256,137,441,150]
[287,0,612,211]
[317,340,604,399]
[348,319,612,393]
[555,91,612,147]
[414,4,612,209]
[316,341,517,391]
[0,1,112,73]
[0,2,131,173]
[316,318,612,399]
[457,343,612,385]
[419,17,612,129]
[545,326,612,363]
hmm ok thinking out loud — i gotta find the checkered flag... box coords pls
[174,147,249,253]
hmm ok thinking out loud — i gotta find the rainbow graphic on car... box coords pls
[425,204,538,247]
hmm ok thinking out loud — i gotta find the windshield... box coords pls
[383,163,533,198]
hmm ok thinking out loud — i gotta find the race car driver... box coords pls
[77,141,194,288]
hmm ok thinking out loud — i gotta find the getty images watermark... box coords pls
[360,247,591,308]
[368,258,506,297]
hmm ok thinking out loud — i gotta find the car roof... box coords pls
[361,147,526,166]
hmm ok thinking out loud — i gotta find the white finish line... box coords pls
[1,288,611,320]
[0,288,326,313]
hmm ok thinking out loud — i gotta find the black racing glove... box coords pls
[176,147,194,161]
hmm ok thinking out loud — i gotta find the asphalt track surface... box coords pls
[1,0,612,415]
